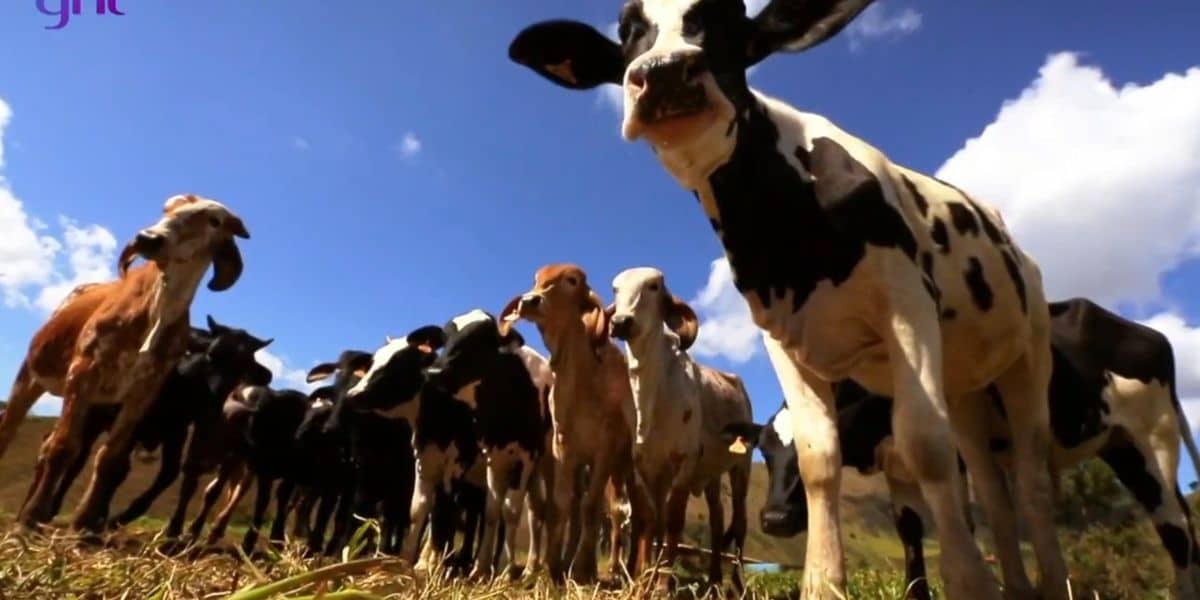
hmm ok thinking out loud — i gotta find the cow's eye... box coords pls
[648,283,660,292]
[681,16,702,38]
[565,276,578,286]
[208,216,221,228]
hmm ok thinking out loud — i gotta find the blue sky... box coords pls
[2,1,1200,479]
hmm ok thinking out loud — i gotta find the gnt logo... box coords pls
[37,0,125,30]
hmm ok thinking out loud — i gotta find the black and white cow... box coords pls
[727,298,1200,599]
[424,310,555,577]
[306,350,418,556]
[287,385,356,556]
[340,312,549,578]
[509,2,1065,598]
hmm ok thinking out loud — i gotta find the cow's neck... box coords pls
[140,258,211,354]
[539,318,600,432]
[654,91,864,341]
[624,329,676,443]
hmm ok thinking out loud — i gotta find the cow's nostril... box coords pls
[628,68,647,91]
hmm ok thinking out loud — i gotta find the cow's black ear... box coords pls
[721,422,765,451]
[746,0,875,67]
[509,20,624,89]
[502,326,526,348]
[306,362,339,383]
[407,325,447,354]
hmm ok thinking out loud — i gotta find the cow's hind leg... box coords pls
[949,393,1035,599]
[49,413,105,520]
[882,290,1001,600]
[21,382,89,527]
[0,359,46,461]
[1102,431,1200,599]
[992,344,1069,600]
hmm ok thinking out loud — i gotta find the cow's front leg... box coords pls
[762,335,843,600]
[501,454,533,577]
[21,368,91,527]
[72,381,163,532]
[702,479,725,590]
[402,472,438,568]
[883,283,1001,600]
[471,453,506,579]
[571,453,615,584]
[545,455,577,582]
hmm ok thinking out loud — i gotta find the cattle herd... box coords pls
[0,1,1197,599]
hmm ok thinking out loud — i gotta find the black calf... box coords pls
[44,316,272,532]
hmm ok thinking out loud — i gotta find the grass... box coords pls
[0,416,1179,598]
[0,513,935,599]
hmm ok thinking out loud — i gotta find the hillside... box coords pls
[0,415,906,569]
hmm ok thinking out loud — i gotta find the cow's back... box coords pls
[691,366,753,492]
[26,280,118,393]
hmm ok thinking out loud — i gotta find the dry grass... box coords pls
[0,514,934,600]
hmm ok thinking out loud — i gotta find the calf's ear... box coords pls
[721,422,765,454]
[498,295,523,337]
[407,325,447,354]
[663,294,699,351]
[509,19,625,89]
[746,0,875,67]
[502,327,526,348]
[306,362,339,383]
[581,290,610,352]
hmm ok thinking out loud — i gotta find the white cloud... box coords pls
[34,218,116,313]
[1141,313,1200,400]
[31,394,61,417]
[0,98,117,313]
[847,3,922,51]
[292,136,310,151]
[596,22,625,114]
[938,53,1200,309]
[1140,313,1200,444]
[397,132,422,159]
[745,0,769,17]
[689,257,761,363]
[255,348,316,393]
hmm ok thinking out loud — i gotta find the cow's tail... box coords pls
[0,359,46,461]
[1171,381,1200,491]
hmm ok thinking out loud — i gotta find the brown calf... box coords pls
[500,264,643,583]
[0,194,250,531]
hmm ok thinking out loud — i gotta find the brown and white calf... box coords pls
[500,264,640,582]
[0,194,249,532]
[509,3,1066,598]
[607,267,752,591]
